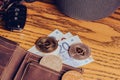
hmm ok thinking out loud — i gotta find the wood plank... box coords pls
[0,2,120,80]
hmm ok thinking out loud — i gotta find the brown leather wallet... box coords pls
[0,36,83,80]
[0,37,26,80]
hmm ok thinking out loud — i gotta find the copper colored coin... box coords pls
[62,70,83,80]
[35,37,58,53]
[68,43,91,60]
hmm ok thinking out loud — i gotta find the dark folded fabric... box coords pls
[56,0,120,20]
[40,0,55,4]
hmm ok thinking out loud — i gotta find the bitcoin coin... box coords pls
[35,37,58,53]
[68,43,91,60]
[39,55,62,72]
[62,70,83,80]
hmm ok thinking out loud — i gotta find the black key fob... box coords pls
[3,2,27,31]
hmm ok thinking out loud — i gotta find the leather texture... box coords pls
[15,52,83,80]
[56,0,120,20]
[21,62,60,80]
[0,37,26,80]
[0,36,83,80]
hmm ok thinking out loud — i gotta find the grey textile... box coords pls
[56,0,120,20]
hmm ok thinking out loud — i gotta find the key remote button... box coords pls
[3,3,27,31]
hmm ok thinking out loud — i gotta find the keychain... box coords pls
[0,0,27,31]
[0,0,52,31]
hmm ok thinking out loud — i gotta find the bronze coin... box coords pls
[62,70,83,80]
[68,43,91,60]
[35,37,58,53]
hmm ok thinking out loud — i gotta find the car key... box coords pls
[3,2,27,31]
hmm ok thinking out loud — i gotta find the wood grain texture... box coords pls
[0,1,120,80]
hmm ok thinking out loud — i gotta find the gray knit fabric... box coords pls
[56,0,120,20]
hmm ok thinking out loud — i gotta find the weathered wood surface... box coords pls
[0,1,120,80]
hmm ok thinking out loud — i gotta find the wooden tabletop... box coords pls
[0,1,120,80]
